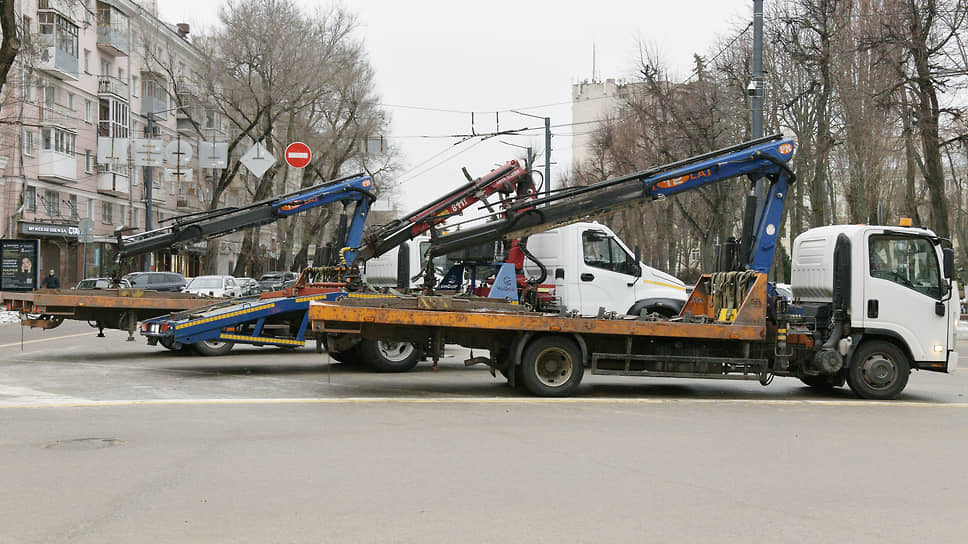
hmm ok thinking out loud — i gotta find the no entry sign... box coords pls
[284,141,312,168]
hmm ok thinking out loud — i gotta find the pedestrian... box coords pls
[40,269,60,289]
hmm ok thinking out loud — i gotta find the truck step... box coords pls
[591,353,768,381]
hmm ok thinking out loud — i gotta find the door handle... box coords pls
[580,273,594,282]
[867,299,878,318]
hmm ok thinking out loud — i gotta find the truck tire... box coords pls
[846,340,910,400]
[192,339,235,356]
[519,336,584,397]
[798,375,839,391]
[159,337,184,352]
[357,339,421,372]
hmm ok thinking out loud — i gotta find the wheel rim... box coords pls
[533,347,574,387]
[203,340,227,349]
[859,352,897,390]
[377,341,415,363]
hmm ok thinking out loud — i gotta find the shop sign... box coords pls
[18,221,80,238]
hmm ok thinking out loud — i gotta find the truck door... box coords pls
[863,233,948,361]
[577,229,639,316]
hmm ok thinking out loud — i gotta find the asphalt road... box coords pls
[2,320,968,543]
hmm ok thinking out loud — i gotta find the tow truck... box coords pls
[1,174,377,339]
[138,162,535,367]
[309,134,959,399]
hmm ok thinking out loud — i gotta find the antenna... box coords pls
[592,42,597,82]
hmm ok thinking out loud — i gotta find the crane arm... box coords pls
[116,173,376,259]
[429,135,796,274]
[355,160,534,261]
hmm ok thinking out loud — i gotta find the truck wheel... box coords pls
[846,340,910,400]
[520,336,584,397]
[798,375,839,391]
[358,339,421,372]
[192,339,235,356]
[159,337,183,352]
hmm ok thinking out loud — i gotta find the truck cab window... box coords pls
[869,235,941,298]
[583,231,637,276]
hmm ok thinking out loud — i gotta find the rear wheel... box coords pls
[192,339,235,356]
[846,340,910,400]
[519,336,584,397]
[324,339,362,365]
[159,337,183,352]
[799,374,840,391]
[357,339,421,372]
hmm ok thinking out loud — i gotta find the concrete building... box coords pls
[0,0,225,285]
[571,78,637,172]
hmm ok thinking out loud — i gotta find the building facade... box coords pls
[0,0,228,285]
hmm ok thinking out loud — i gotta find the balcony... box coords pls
[38,150,77,183]
[35,36,78,80]
[97,169,129,197]
[97,23,128,56]
[38,103,78,130]
[97,75,128,99]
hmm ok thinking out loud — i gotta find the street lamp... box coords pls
[510,110,551,199]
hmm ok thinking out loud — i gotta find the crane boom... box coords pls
[356,160,534,261]
[115,174,376,259]
[429,134,795,273]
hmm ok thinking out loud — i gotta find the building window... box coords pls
[38,10,78,59]
[41,127,76,155]
[84,99,92,122]
[83,49,90,73]
[43,189,59,216]
[98,98,129,138]
[131,75,138,97]
[85,150,95,173]
[68,194,78,218]
[25,186,36,212]
[23,130,34,156]
[68,92,74,110]
[102,201,113,224]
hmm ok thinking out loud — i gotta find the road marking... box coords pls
[3,397,968,409]
[0,385,91,406]
[0,331,104,349]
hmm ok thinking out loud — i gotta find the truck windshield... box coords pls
[189,278,223,289]
[582,231,638,276]
[869,235,941,298]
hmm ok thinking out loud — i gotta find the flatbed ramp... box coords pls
[2,289,214,336]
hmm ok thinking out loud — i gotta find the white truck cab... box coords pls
[524,222,687,317]
[792,224,959,375]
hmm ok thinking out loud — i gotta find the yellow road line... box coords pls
[0,331,104,349]
[4,397,968,409]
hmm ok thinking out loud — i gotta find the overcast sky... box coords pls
[158,0,752,210]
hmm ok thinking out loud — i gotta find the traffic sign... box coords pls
[240,142,276,178]
[284,142,312,168]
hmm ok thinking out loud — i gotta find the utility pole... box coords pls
[544,116,551,199]
[511,110,552,198]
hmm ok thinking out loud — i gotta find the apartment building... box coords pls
[0,0,227,285]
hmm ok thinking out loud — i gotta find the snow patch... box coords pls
[0,311,21,325]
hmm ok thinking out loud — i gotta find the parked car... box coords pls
[121,272,187,292]
[73,277,113,289]
[237,277,260,296]
[184,275,241,298]
[257,271,297,292]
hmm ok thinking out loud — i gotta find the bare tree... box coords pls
[0,0,21,95]
[191,0,393,276]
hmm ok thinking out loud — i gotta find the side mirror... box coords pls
[943,248,954,279]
